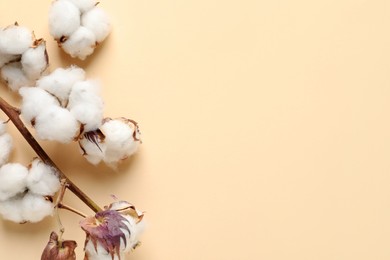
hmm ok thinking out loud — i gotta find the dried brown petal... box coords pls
[41,232,77,260]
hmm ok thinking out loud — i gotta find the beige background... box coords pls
[1,0,390,259]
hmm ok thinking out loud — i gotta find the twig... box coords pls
[0,97,102,213]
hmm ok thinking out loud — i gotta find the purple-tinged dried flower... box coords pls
[81,210,130,260]
[41,232,77,260]
[81,202,145,259]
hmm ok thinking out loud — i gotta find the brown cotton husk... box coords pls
[41,232,77,260]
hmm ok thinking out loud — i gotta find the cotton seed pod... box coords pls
[41,232,77,260]
[79,117,141,166]
[49,0,111,59]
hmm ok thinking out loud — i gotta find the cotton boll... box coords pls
[19,87,60,124]
[27,159,60,196]
[101,119,141,165]
[0,25,33,55]
[22,193,54,223]
[21,41,48,79]
[1,62,32,91]
[61,26,96,60]
[0,195,25,223]
[66,0,97,13]
[68,80,104,131]
[0,134,13,167]
[0,163,28,201]
[82,6,111,43]
[49,0,81,40]
[0,52,19,67]
[36,66,85,105]
[35,105,80,143]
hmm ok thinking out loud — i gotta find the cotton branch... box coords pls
[0,97,102,213]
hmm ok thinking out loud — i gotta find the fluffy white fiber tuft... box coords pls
[27,159,60,196]
[19,87,60,124]
[66,0,96,13]
[0,25,33,55]
[68,80,104,131]
[0,196,24,223]
[35,105,80,143]
[0,52,18,67]
[82,7,111,43]
[1,62,32,91]
[0,163,28,201]
[49,0,81,39]
[22,193,54,223]
[61,26,96,60]
[21,41,48,79]
[36,66,85,104]
[101,119,140,165]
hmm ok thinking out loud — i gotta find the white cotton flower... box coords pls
[0,52,18,67]
[27,159,60,196]
[19,87,60,124]
[21,41,48,79]
[0,195,24,223]
[61,26,96,60]
[36,66,85,105]
[101,119,141,165]
[82,6,111,43]
[68,80,104,131]
[0,25,33,55]
[35,105,80,143]
[1,62,32,91]
[0,134,13,167]
[66,0,97,13]
[49,0,81,40]
[22,192,54,223]
[0,163,28,201]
